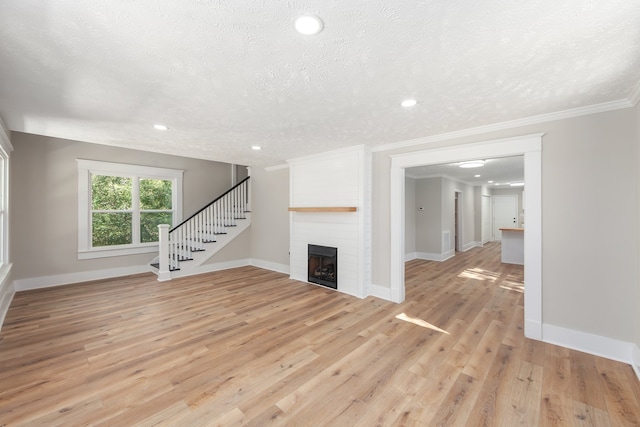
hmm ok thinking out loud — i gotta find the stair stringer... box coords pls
[150,213,251,279]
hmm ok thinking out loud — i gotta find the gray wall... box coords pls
[372,107,639,343]
[415,177,442,254]
[10,132,238,280]
[411,176,478,256]
[249,167,290,270]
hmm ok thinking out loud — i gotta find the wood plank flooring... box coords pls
[2,242,640,426]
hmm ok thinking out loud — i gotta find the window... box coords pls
[0,137,9,268]
[77,160,183,259]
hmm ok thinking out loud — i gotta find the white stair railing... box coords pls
[157,176,250,276]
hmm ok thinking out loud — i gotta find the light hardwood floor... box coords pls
[1,242,640,426]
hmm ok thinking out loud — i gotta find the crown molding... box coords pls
[373,98,634,154]
[629,79,640,107]
[264,163,289,172]
[0,115,13,154]
[286,144,369,166]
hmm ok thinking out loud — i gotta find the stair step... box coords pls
[150,263,180,272]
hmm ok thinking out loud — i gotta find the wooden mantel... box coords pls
[288,207,357,213]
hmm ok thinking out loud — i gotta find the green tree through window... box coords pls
[91,175,173,247]
[140,178,173,243]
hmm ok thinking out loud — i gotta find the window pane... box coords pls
[92,175,132,210]
[140,212,173,243]
[140,179,172,210]
[92,212,132,246]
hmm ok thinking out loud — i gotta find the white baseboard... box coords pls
[367,283,392,301]
[415,250,455,262]
[405,252,417,262]
[0,263,14,331]
[462,241,482,252]
[13,264,152,292]
[169,259,252,279]
[524,318,542,341]
[250,259,290,275]
[633,345,640,381]
[542,323,635,365]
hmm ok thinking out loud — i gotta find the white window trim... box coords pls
[77,159,183,260]
[0,122,11,267]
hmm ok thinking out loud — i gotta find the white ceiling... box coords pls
[1,1,639,168]
[406,156,524,188]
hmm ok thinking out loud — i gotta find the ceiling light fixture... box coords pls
[153,124,168,131]
[401,99,417,107]
[251,145,262,151]
[474,174,481,178]
[459,160,485,168]
[294,15,324,35]
[510,182,525,187]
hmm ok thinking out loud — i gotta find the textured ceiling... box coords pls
[1,1,639,167]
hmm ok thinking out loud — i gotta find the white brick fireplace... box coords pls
[288,146,371,298]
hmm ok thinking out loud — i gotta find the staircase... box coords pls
[150,176,251,280]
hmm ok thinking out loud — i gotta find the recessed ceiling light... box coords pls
[251,145,262,151]
[474,174,481,178]
[510,182,525,187]
[294,15,323,35]
[153,124,168,131]
[401,99,417,107]
[459,160,485,168]
[488,180,494,183]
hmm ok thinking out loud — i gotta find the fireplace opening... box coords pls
[308,244,337,289]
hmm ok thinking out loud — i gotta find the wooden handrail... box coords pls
[170,176,250,233]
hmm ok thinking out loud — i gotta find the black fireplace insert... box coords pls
[308,244,337,289]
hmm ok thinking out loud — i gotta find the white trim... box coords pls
[264,163,289,172]
[373,100,631,153]
[0,116,13,154]
[405,252,417,262]
[286,144,367,165]
[632,345,640,381]
[78,245,159,260]
[77,159,184,259]
[461,241,482,252]
[0,263,14,331]
[367,283,392,300]
[168,259,252,279]
[390,133,543,340]
[250,259,290,274]
[415,251,456,262]
[629,78,640,106]
[13,264,151,292]
[542,323,635,365]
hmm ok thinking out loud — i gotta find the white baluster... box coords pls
[157,224,171,281]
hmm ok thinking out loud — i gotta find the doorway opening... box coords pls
[390,133,543,340]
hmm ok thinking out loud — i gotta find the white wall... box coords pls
[288,146,371,298]
[372,107,639,347]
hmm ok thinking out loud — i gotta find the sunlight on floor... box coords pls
[395,312,449,334]
[458,267,501,282]
[500,282,524,293]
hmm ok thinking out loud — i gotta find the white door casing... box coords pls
[389,133,543,340]
[482,195,492,244]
